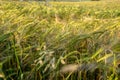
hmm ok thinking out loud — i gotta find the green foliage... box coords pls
[0,1,120,80]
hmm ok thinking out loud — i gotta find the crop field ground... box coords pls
[0,1,120,80]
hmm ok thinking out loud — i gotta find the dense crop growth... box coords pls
[0,1,120,80]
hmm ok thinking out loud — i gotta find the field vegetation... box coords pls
[0,1,120,80]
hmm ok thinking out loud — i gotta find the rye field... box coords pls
[0,1,120,80]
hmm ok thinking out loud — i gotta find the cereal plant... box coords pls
[0,1,120,80]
